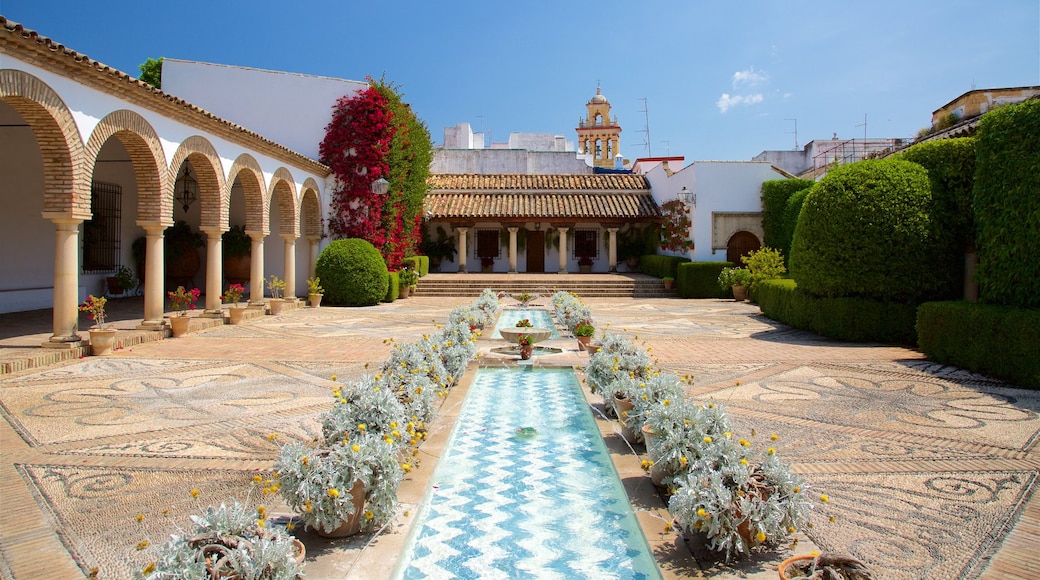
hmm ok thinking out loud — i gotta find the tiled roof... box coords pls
[427,173,650,191]
[425,174,659,220]
[0,16,329,176]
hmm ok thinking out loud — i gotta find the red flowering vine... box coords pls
[658,200,694,252]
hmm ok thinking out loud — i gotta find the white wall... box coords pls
[431,149,593,174]
[163,59,367,160]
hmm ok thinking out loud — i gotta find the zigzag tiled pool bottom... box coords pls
[397,367,660,579]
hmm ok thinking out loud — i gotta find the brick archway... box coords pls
[169,136,226,231]
[0,69,89,219]
[300,178,322,240]
[269,167,299,238]
[227,154,268,236]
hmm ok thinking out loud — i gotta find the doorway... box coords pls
[526,230,545,273]
[726,231,760,265]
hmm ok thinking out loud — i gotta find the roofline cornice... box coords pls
[0,17,330,177]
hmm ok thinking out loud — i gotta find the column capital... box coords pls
[507,226,519,233]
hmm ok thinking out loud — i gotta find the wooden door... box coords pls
[526,231,545,272]
[726,231,760,265]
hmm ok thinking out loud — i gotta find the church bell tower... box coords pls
[576,86,622,168]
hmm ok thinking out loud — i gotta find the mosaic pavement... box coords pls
[1,296,1037,579]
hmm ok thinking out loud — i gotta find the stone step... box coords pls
[413,274,676,299]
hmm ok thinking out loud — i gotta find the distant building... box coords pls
[432,122,591,174]
[753,137,909,180]
[917,85,1040,142]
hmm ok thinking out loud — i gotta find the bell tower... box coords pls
[576,86,622,168]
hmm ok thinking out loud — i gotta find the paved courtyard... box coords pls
[1,296,1037,579]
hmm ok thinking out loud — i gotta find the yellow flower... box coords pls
[161,509,169,517]
[384,436,395,444]
[135,513,145,523]
[820,494,829,503]
[755,531,766,543]
[328,488,340,498]
[788,526,796,533]
[402,463,412,472]
[829,516,836,523]
[142,562,156,575]
[707,402,714,408]
[767,448,776,455]
[301,456,309,466]
[364,510,374,520]
[793,486,801,493]
[390,422,398,429]
[257,505,267,518]
[331,374,338,381]
[352,444,360,452]
[679,456,688,466]
[696,508,708,518]
[771,433,779,441]
[267,433,278,441]
[257,519,265,528]
[358,423,367,431]
[662,399,671,406]
[739,439,750,447]
[740,458,749,465]
[287,521,296,531]
[135,540,149,551]
[703,436,713,444]
[190,489,200,498]
[663,521,672,532]
[724,431,732,439]
[253,475,263,483]
[304,500,313,513]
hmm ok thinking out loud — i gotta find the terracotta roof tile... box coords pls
[427,173,650,191]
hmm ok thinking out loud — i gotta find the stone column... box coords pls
[249,233,265,305]
[457,227,469,273]
[607,227,619,273]
[43,218,84,346]
[307,237,320,281]
[557,227,569,274]
[140,225,167,329]
[507,227,518,273]
[202,228,223,315]
[283,235,297,300]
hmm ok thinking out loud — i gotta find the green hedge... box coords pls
[780,187,812,266]
[761,179,814,251]
[917,302,1040,389]
[756,279,917,344]
[790,158,942,303]
[403,255,430,277]
[315,238,389,307]
[384,271,400,302]
[897,137,977,299]
[640,254,691,279]
[973,99,1040,308]
[677,262,734,298]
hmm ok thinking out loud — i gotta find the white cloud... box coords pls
[716,93,764,113]
[732,66,767,88]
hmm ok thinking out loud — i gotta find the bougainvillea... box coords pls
[319,79,432,270]
[658,200,694,252]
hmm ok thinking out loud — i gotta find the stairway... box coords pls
[413,273,676,299]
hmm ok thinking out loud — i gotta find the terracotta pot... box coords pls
[613,393,634,420]
[169,315,190,338]
[88,328,118,356]
[732,285,749,301]
[315,480,367,538]
[663,280,674,290]
[228,306,246,325]
[576,335,592,349]
[641,425,667,486]
[269,299,285,315]
[308,293,323,308]
[224,254,251,286]
[519,344,534,360]
[291,538,306,566]
[585,343,601,355]
[399,285,411,299]
[778,554,816,579]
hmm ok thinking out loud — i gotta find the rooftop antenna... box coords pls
[785,118,798,149]
[636,97,651,156]
[660,140,670,156]
[856,114,867,141]
[476,115,484,148]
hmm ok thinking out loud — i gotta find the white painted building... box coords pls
[433,122,592,174]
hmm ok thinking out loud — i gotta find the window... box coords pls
[475,229,500,259]
[82,181,122,273]
[573,229,599,259]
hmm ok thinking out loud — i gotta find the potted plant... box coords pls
[717,267,753,301]
[662,276,675,290]
[222,224,252,286]
[573,320,595,349]
[480,256,495,273]
[107,265,135,296]
[166,286,200,337]
[778,553,874,579]
[518,334,534,360]
[515,318,533,328]
[142,499,304,579]
[275,433,403,538]
[420,224,456,272]
[306,276,324,308]
[398,268,418,299]
[513,292,534,307]
[578,255,594,273]
[266,275,287,315]
[222,283,247,324]
[79,295,117,356]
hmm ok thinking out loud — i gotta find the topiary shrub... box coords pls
[640,254,691,279]
[897,137,977,299]
[761,179,814,251]
[917,301,1040,389]
[789,159,941,303]
[315,238,389,306]
[384,270,400,302]
[780,186,813,265]
[677,262,734,298]
[972,99,1040,308]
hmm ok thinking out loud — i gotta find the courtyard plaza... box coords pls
[0,288,1037,579]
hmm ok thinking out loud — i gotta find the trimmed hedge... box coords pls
[677,262,734,298]
[761,179,814,251]
[918,301,1040,389]
[641,254,692,279]
[384,271,400,302]
[780,187,812,266]
[973,99,1040,308]
[315,238,389,307]
[790,158,942,303]
[897,137,977,299]
[403,255,430,277]
[756,279,917,344]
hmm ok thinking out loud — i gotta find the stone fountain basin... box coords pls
[499,328,553,344]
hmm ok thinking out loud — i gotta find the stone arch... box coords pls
[227,154,268,235]
[0,69,89,219]
[269,167,299,238]
[84,109,170,226]
[300,177,323,239]
[169,136,226,231]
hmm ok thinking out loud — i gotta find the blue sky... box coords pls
[3,1,1038,161]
